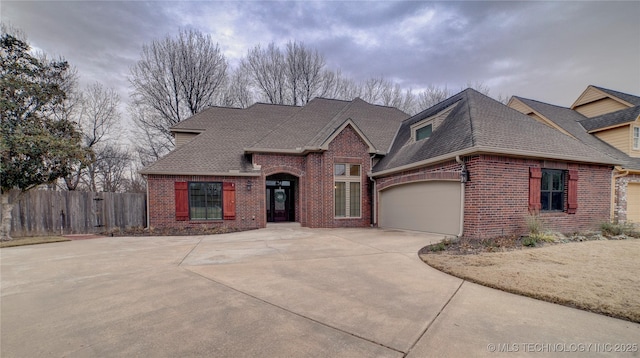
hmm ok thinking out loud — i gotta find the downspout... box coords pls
[611,166,629,222]
[144,175,150,229]
[369,154,377,227]
[455,155,466,238]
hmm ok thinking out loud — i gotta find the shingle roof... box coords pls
[248,97,407,152]
[373,89,620,174]
[578,106,640,131]
[140,98,408,175]
[592,86,640,106]
[514,97,640,170]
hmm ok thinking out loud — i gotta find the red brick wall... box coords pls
[464,155,611,239]
[374,155,612,239]
[324,125,373,228]
[147,124,375,231]
[147,175,264,230]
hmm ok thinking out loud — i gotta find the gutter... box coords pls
[371,146,621,178]
[138,170,262,177]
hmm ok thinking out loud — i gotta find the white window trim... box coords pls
[633,125,640,150]
[334,163,362,219]
[409,104,458,143]
[410,121,434,142]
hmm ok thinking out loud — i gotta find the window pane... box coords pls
[334,164,346,176]
[349,182,360,217]
[190,183,206,220]
[208,183,222,220]
[552,172,563,191]
[349,164,360,176]
[189,182,222,220]
[416,124,432,140]
[541,171,550,191]
[541,192,550,211]
[551,192,564,211]
[335,182,346,217]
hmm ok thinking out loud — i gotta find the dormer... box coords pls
[410,103,457,142]
[172,129,204,148]
[571,85,636,118]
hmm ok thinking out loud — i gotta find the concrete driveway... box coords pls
[1,225,638,357]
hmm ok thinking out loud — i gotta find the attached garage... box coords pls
[378,181,462,235]
[627,183,640,224]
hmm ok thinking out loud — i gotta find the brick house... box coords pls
[509,85,640,225]
[141,89,621,239]
[140,98,407,231]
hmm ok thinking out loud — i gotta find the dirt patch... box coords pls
[103,226,250,237]
[420,237,640,323]
[0,236,70,248]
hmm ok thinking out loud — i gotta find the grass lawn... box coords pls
[0,236,70,248]
[421,239,640,323]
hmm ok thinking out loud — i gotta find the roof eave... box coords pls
[243,147,324,155]
[372,146,619,177]
[585,122,633,133]
[139,170,262,177]
[170,128,206,134]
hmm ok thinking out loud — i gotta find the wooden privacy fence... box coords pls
[5,190,146,237]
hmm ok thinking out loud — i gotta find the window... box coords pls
[541,170,564,211]
[415,124,432,141]
[634,126,639,150]
[334,163,361,218]
[189,182,222,220]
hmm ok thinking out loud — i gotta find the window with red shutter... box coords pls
[529,167,542,212]
[175,182,189,221]
[223,182,236,220]
[567,170,578,214]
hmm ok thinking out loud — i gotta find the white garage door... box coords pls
[627,183,640,224]
[379,181,462,235]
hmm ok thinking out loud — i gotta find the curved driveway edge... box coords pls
[1,225,638,357]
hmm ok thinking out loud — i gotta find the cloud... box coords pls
[2,0,638,111]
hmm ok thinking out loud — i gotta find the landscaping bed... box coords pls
[420,227,640,323]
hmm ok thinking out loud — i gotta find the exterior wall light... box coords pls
[460,168,469,183]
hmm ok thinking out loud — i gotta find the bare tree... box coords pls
[95,146,131,192]
[129,28,228,158]
[60,83,121,191]
[221,67,254,108]
[285,41,326,105]
[417,84,452,111]
[242,43,286,104]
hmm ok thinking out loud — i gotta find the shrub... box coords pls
[522,237,537,247]
[601,222,640,238]
[430,242,446,252]
[526,214,543,235]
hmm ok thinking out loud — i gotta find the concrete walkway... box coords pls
[1,225,638,357]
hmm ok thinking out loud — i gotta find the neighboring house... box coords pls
[141,89,620,239]
[509,85,640,225]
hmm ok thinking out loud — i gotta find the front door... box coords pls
[266,178,295,222]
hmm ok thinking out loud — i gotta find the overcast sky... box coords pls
[3,1,639,110]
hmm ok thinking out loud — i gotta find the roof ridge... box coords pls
[246,103,306,147]
[514,96,568,109]
[465,90,476,148]
[307,99,354,146]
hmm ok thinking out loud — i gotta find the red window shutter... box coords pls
[223,182,236,220]
[567,170,578,214]
[529,167,542,212]
[175,182,189,221]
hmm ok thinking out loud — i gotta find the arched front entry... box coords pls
[266,173,298,222]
